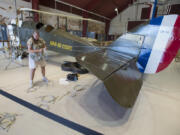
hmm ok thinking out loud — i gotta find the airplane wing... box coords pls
[76,35,144,107]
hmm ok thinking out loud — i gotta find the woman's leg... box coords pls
[41,66,45,77]
[40,60,48,82]
[41,66,48,82]
[30,68,36,81]
[29,57,36,87]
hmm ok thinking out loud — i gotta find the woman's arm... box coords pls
[27,43,42,53]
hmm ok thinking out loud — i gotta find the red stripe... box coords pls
[156,16,180,73]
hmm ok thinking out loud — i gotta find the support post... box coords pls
[105,20,110,41]
[82,12,88,37]
[32,0,39,22]
[152,0,158,18]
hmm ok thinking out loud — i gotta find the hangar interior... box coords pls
[0,0,180,135]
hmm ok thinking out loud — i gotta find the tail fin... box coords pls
[137,15,180,74]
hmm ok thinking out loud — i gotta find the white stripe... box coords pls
[145,15,178,73]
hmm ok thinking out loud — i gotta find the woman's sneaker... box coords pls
[42,77,48,83]
[29,81,33,88]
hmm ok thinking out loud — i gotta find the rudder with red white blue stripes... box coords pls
[136,15,180,74]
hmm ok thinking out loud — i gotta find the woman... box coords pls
[27,31,48,88]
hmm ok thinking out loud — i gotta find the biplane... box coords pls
[8,8,180,107]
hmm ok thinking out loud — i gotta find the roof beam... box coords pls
[55,0,110,20]
[84,0,103,11]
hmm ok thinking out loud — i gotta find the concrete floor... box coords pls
[0,50,180,135]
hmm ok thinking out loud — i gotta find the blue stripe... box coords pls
[0,89,103,135]
[136,16,164,73]
[150,16,163,25]
[137,49,152,73]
